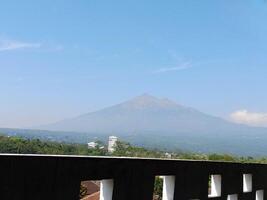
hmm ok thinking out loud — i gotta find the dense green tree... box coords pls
[153,177,163,200]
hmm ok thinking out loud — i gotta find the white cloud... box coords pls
[153,62,191,74]
[230,110,267,127]
[0,39,41,52]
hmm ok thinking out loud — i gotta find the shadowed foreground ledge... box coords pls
[0,154,266,200]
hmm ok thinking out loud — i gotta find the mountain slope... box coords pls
[39,94,242,134]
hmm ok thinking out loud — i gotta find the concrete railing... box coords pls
[0,154,266,200]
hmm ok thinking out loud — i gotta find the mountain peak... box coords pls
[133,93,159,101]
[125,94,178,108]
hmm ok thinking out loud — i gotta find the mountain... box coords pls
[18,94,267,156]
[39,94,241,134]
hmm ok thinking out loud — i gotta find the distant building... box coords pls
[99,145,105,150]
[108,136,118,153]
[88,142,98,149]
[165,152,172,159]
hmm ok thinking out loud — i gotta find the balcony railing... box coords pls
[0,154,266,200]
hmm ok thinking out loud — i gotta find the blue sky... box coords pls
[1,0,267,128]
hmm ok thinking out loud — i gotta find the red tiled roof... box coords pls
[82,191,100,200]
[81,181,100,195]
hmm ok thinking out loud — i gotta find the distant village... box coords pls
[87,135,172,159]
[87,136,118,153]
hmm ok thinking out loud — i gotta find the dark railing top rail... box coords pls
[1,153,266,164]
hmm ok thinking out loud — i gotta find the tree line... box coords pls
[0,134,267,164]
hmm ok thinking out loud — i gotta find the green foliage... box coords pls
[208,154,237,162]
[0,134,267,165]
[0,135,106,156]
[112,141,164,158]
[153,177,163,200]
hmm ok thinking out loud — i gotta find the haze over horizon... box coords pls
[1,1,267,128]
[17,94,267,129]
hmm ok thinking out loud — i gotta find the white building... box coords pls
[165,152,172,159]
[88,142,98,149]
[108,136,118,153]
